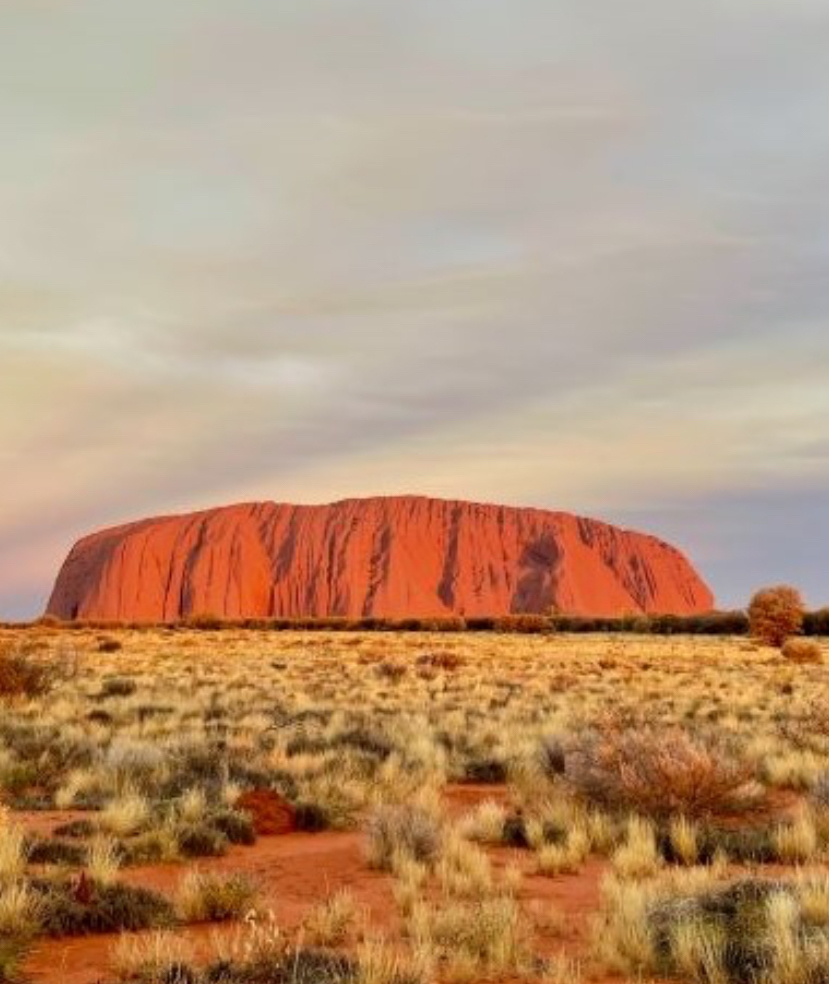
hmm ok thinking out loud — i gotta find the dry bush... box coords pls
[749,585,805,647]
[566,721,760,821]
[781,638,822,665]
[416,651,464,671]
[0,646,57,698]
[365,805,442,870]
[494,614,551,634]
[778,699,829,749]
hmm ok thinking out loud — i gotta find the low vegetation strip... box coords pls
[3,607,829,635]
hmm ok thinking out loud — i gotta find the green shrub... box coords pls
[501,814,530,848]
[175,823,228,858]
[186,613,227,631]
[209,809,256,846]
[804,608,829,637]
[294,803,332,833]
[26,838,87,867]
[32,877,175,936]
[0,938,30,984]
[53,820,96,839]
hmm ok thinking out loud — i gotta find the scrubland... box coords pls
[2,625,829,984]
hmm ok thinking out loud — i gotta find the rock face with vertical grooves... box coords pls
[46,496,714,621]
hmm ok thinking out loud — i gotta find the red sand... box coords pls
[14,776,704,984]
[22,828,611,984]
[47,495,713,622]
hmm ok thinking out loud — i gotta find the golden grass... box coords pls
[2,626,829,983]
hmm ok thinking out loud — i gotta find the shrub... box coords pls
[494,614,551,634]
[294,803,332,833]
[748,585,805,647]
[186,613,227,631]
[175,823,228,859]
[365,805,442,870]
[416,651,464,671]
[99,676,136,698]
[53,820,95,840]
[32,877,175,935]
[781,638,822,664]
[566,721,759,820]
[501,814,531,848]
[0,938,30,983]
[463,758,508,784]
[0,648,56,699]
[26,838,86,867]
[118,829,180,866]
[457,801,507,844]
[805,608,829,637]
[209,809,256,845]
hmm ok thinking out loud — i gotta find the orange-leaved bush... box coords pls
[748,585,805,647]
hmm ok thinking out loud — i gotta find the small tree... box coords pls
[748,585,805,647]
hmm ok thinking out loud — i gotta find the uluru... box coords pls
[46,496,713,622]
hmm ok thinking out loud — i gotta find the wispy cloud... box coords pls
[1,0,828,616]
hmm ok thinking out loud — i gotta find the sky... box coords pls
[2,0,828,619]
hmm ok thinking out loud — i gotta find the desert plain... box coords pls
[2,625,829,984]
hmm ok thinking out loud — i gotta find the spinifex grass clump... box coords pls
[176,870,258,923]
[596,874,829,984]
[365,804,443,870]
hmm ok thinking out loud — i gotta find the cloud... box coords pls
[1,0,828,617]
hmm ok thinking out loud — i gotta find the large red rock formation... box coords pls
[46,496,713,621]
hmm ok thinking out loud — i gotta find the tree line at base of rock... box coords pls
[6,597,829,638]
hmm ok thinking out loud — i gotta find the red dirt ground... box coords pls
[17,782,799,984]
[16,788,654,984]
[20,786,616,984]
